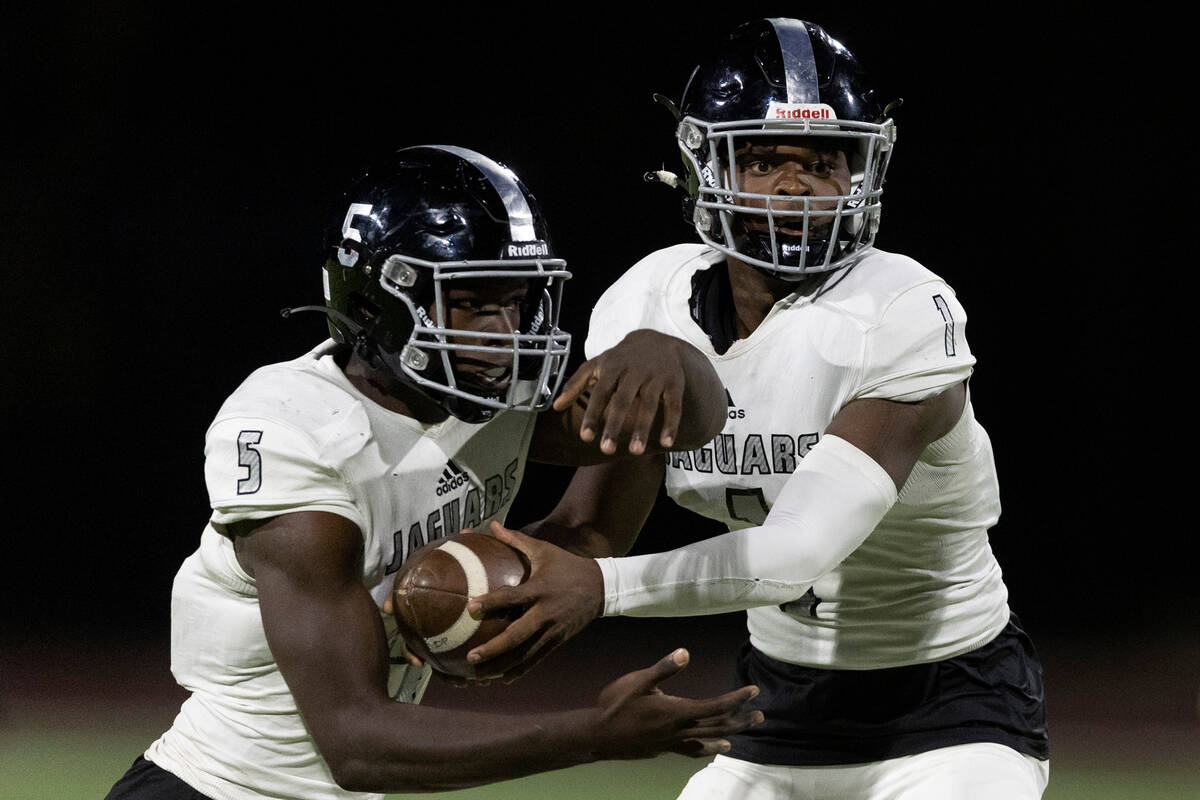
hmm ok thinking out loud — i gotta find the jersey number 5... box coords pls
[237,430,263,495]
[337,203,374,267]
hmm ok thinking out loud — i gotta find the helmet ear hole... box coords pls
[348,293,379,320]
[347,294,392,344]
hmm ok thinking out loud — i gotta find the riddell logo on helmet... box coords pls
[505,241,550,258]
[766,102,838,121]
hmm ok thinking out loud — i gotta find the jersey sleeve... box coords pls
[583,287,650,359]
[204,416,363,530]
[583,245,702,359]
[855,281,977,402]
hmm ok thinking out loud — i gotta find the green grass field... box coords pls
[4,720,1198,800]
[7,632,1197,798]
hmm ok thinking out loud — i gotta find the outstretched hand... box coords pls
[465,521,605,680]
[589,648,762,759]
[553,329,714,456]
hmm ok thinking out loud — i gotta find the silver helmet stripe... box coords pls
[431,144,536,242]
[768,18,818,104]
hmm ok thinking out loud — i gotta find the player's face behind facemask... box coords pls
[427,276,539,400]
[361,259,569,425]
[672,18,898,280]
[726,135,853,247]
[318,145,572,424]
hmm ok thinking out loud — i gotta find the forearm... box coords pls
[596,527,827,617]
[329,702,600,793]
[524,517,615,557]
[524,455,665,557]
[246,514,603,793]
[274,584,606,792]
[595,436,897,617]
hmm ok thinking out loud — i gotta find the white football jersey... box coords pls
[145,341,537,800]
[585,244,1009,669]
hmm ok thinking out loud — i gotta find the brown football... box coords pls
[390,531,530,679]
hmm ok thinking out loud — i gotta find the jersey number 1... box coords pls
[932,294,956,357]
[727,487,824,619]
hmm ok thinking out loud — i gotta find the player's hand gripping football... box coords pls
[554,329,724,456]
[585,648,762,759]
[465,521,603,679]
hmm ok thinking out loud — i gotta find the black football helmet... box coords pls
[310,145,571,423]
[667,18,898,278]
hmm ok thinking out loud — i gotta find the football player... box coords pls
[465,19,1051,800]
[104,144,761,800]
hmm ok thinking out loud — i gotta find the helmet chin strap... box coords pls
[280,305,384,367]
[734,226,837,281]
[280,303,359,330]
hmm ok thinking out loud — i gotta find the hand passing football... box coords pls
[390,532,530,679]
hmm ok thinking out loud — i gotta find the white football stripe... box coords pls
[424,540,488,653]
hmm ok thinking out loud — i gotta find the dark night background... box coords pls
[2,2,1195,773]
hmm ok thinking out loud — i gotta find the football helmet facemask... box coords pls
[312,145,571,423]
[669,18,898,278]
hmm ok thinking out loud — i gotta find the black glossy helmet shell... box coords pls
[321,145,571,422]
[680,18,883,127]
[670,19,898,278]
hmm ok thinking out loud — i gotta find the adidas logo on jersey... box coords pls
[726,389,745,420]
[436,460,471,496]
[384,457,521,576]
